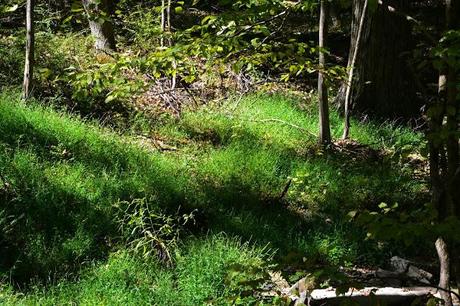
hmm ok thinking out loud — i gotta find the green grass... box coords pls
[0,91,427,304]
[1,235,267,306]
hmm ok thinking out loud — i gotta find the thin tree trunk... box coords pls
[436,237,453,306]
[446,0,459,185]
[166,0,171,35]
[445,0,460,298]
[22,0,34,100]
[343,0,368,139]
[160,0,166,47]
[432,1,460,304]
[83,0,116,52]
[318,0,331,145]
[167,0,177,90]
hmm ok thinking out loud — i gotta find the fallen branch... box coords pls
[251,118,317,137]
[278,179,292,201]
[309,286,443,305]
[374,268,460,302]
[230,92,246,112]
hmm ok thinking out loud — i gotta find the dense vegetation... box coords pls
[0,91,425,304]
[1,0,459,305]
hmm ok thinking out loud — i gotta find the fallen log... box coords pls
[309,286,444,306]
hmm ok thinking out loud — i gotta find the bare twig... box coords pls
[231,92,246,112]
[278,179,292,201]
[374,271,460,301]
[250,118,317,137]
[181,81,200,108]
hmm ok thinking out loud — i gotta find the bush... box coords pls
[115,197,196,266]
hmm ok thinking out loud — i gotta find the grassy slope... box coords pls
[0,91,426,305]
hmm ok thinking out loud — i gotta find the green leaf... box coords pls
[6,4,19,12]
[62,15,73,24]
[347,210,358,220]
[105,94,116,103]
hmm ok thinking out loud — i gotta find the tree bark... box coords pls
[160,0,166,47]
[343,0,368,139]
[22,0,35,100]
[445,0,460,297]
[431,1,460,304]
[318,0,331,145]
[436,237,453,306]
[82,0,116,52]
[446,0,459,189]
[336,0,420,119]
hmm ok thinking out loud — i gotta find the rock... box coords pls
[390,256,433,284]
[390,256,411,272]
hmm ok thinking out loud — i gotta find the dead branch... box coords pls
[251,118,317,137]
[278,179,292,201]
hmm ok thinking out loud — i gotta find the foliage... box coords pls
[62,54,144,112]
[0,0,455,303]
[351,25,459,253]
[433,30,460,74]
[0,91,425,292]
[0,236,273,305]
[0,34,24,87]
[115,197,196,265]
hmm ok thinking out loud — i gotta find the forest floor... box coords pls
[0,90,430,305]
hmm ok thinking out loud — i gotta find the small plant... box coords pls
[115,197,195,266]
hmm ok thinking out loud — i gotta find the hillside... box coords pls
[0,91,427,304]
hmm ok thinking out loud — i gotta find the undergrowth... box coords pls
[0,91,427,304]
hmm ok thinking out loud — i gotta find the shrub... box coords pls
[115,197,196,266]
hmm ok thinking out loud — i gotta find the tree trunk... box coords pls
[336,0,420,119]
[445,0,460,298]
[160,0,166,47]
[430,1,460,304]
[22,0,34,100]
[343,0,368,139]
[82,0,116,52]
[318,0,331,145]
[446,0,459,191]
[436,237,453,306]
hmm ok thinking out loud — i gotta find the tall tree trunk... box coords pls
[445,0,459,190]
[160,0,166,47]
[336,0,420,119]
[445,0,460,299]
[318,0,331,145]
[343,0,368,139]
[83,0,116,52]
[431,0,460,304]
[22,0,34,100]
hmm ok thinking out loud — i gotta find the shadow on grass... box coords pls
[0,98,426,287]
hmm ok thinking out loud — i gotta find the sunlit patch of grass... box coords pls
[0,91,427,303]
[3,235,269,306]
